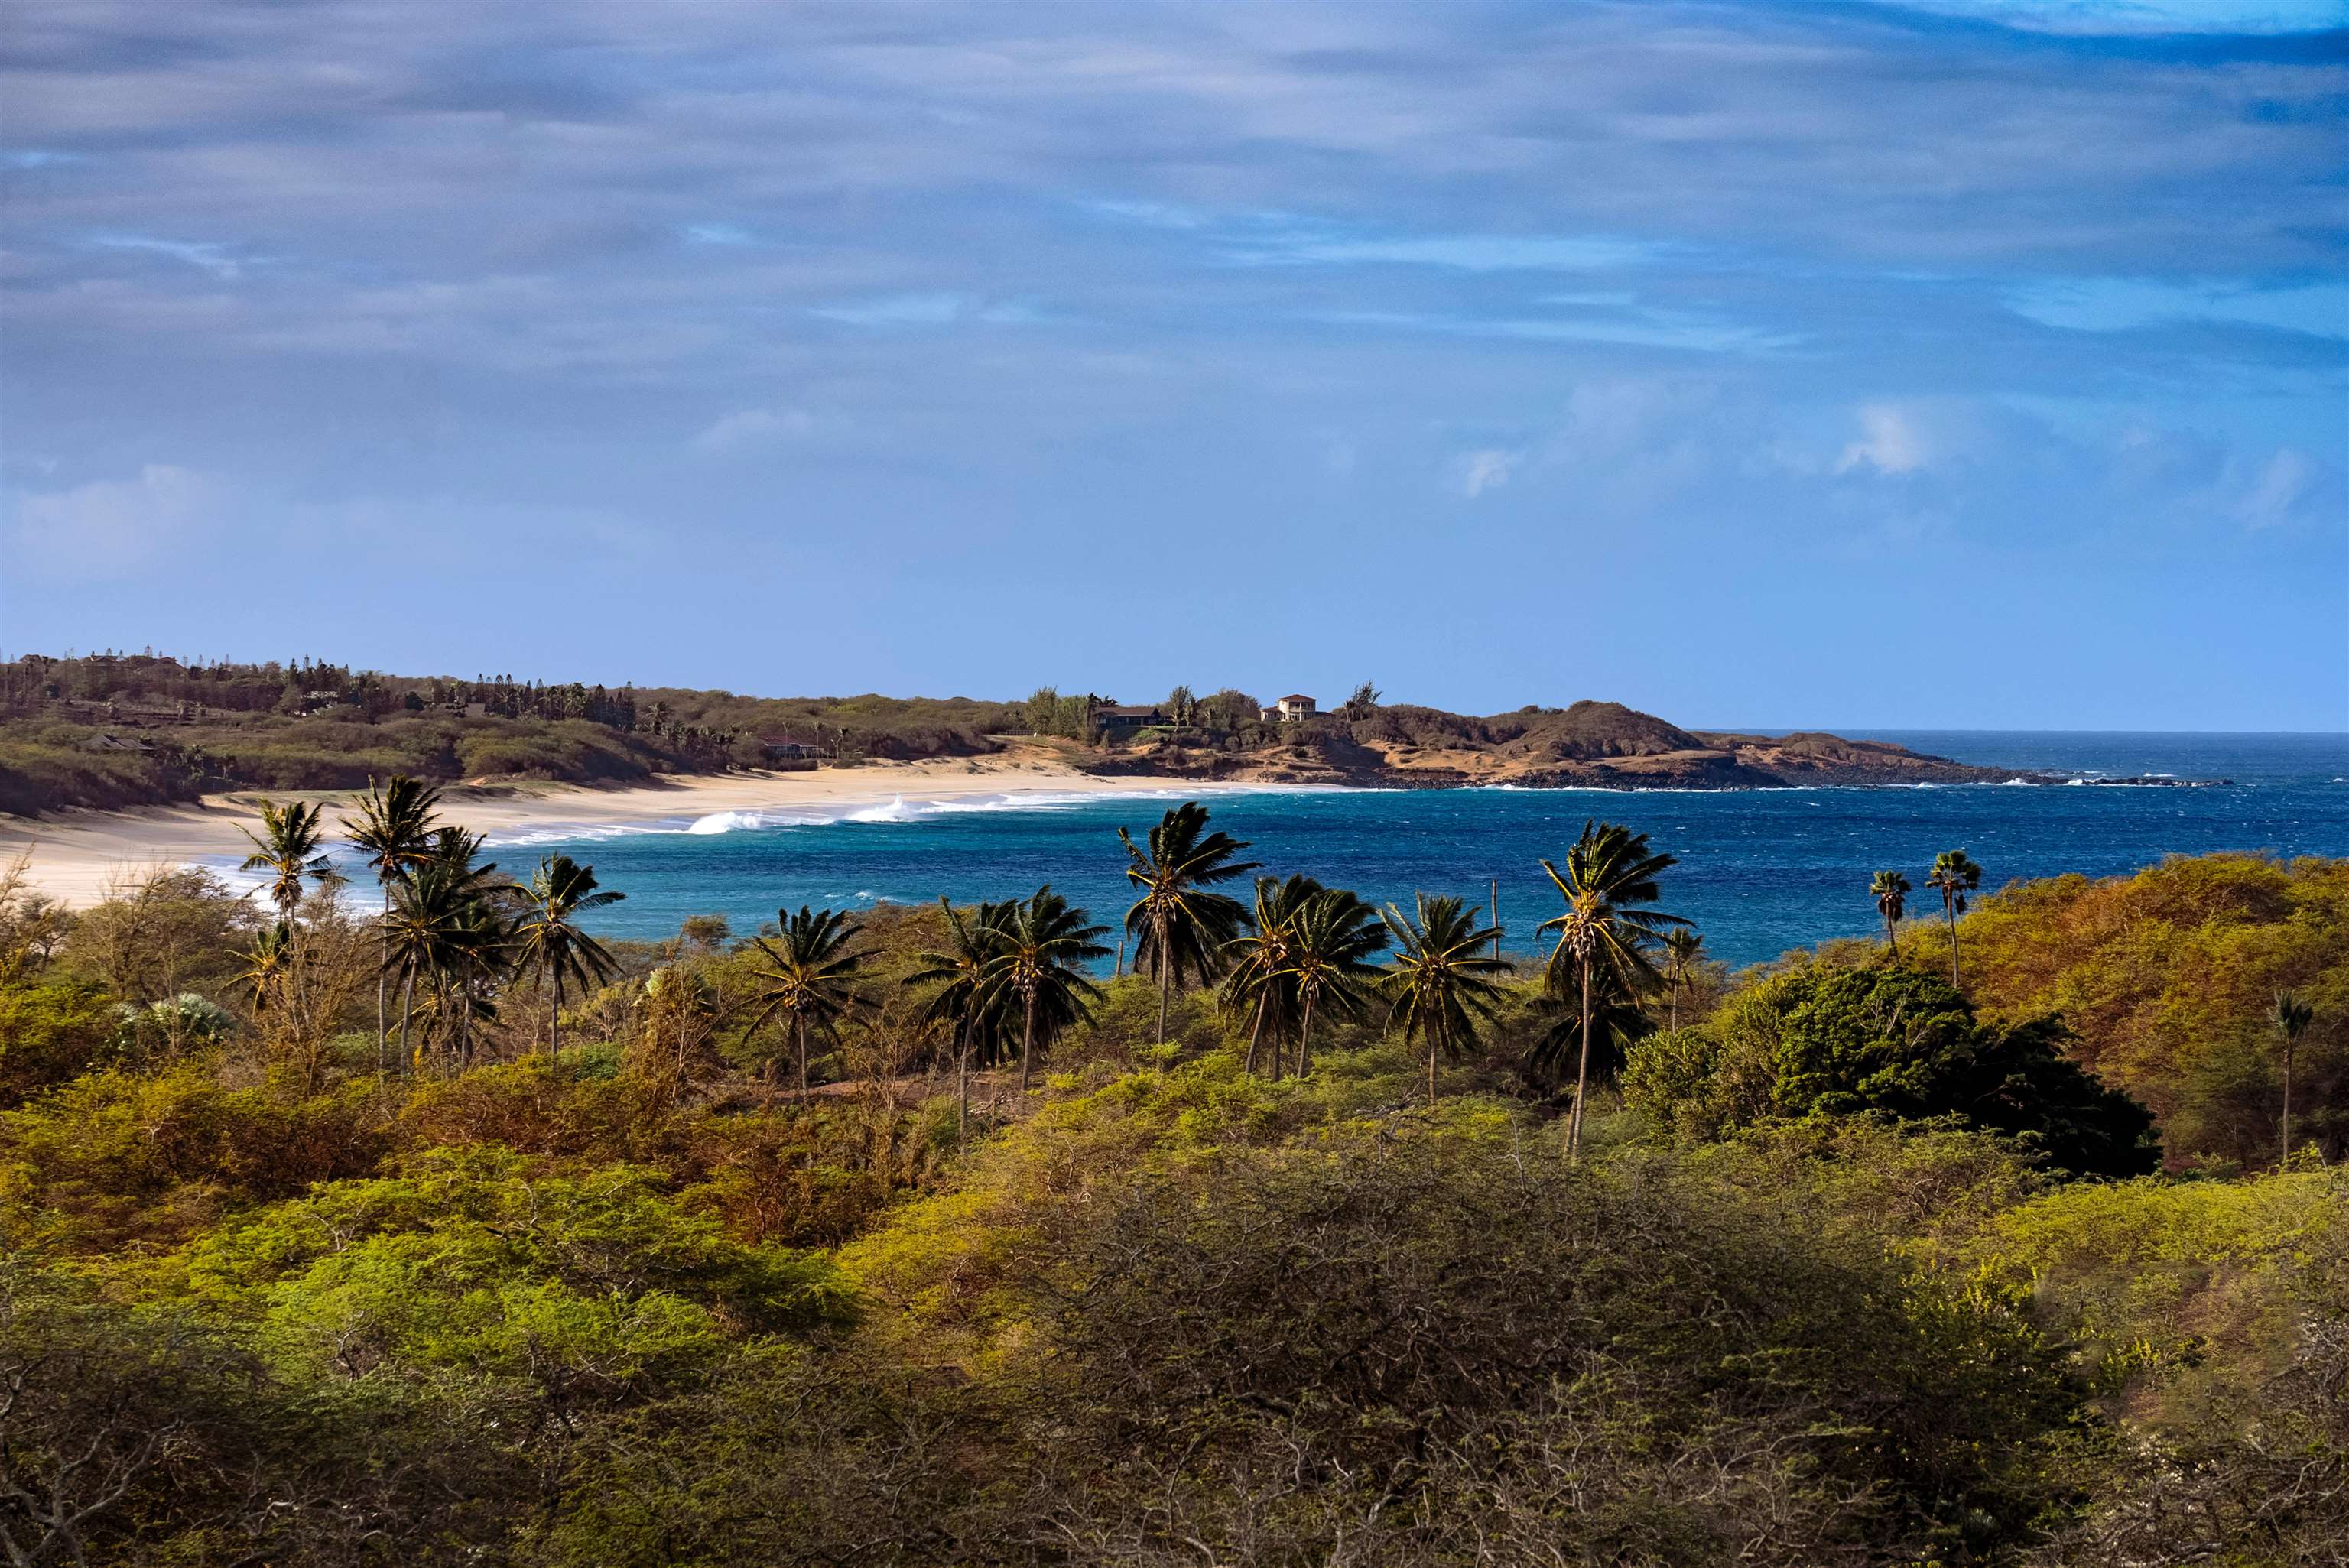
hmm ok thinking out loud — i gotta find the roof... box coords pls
[757,733,820,746]
[1098,705,1162,719]
[1280,693,1316,704]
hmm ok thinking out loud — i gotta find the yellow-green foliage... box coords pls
[0,1066,392,1254]
[146,1144,854,1399]
[1970,1166,2343,1396]
[840,1039,1432,1362]
[1906,853,2349,1167]
[0,978,119,1104]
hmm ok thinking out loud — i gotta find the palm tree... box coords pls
[1527,960,1658,1097]
[1926,850,1982,989]
[1661,927,1704,1031]
[1870,871,1911,959]
[1278,887,1387,1078]
[1219,875,1322,1079]
[1119,803,1258,1052]
[1379,894,1509,1105]
[744,906,866,1105]
[239,798,343,1031]
[239,798,339,925]
[507,855,625,1073]
[1539,820,1688,1161]
[2271,989,2315,1168]
[905,896,1015,1147]
[983,885,1110,1091]
[232,921,291,1016]
[343,776,442,1073]
[381,831,503,1076]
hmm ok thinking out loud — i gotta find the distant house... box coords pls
[1096,704,1164,738]
[81,732,155,755]
[758,734,824,762]
[1262,693,1317,723]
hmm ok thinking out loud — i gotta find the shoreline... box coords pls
[0,759,1265,909]
[0,755,2256,911]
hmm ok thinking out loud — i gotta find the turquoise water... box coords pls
[471,733,2349,969]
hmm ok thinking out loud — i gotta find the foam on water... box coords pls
[397,734,2347,968]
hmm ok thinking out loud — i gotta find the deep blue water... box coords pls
[468,733,2349,969]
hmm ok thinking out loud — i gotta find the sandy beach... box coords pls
[0,758,1235,908]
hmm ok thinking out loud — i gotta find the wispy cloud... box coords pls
[86,233,247,279]
[694,407,817,453]
[1460,448,1514,498]
[2006,277,2349,339]
[808,293,970,327]
[1322,306,1802,356]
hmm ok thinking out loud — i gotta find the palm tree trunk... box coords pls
[1297,990,1316,1079]
[550,969,564,1076]
[1427,1019,1439,1107]
[1155,947,1172,1054]
[796,1013,811,1105]
[1243,992,1268,1076]
[377,882,390,1076]
[2282,1041,2294,1168]
[1946,898,1961,989]
[957,1018,971,1152]
[1020,992,1036,1092]
[1569,956,1594,1161]
[398,969,415,1076]
[1884,911,1899,959]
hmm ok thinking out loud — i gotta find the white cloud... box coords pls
[808,293,968,327]
[88,234,246,279]
[2229,446,2319,530]
[1460,448,1514,498]
[1834,404,1931,476]
[694,407,817,453]
[10,464,224,579]
[2007,277,2349,340]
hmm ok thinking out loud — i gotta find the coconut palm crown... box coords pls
[343,774,443,1071]
[1278,885,1389,1077]
[1538,820,1687,1160]
[1379,893,1509,1105]
[984,885,1110,1091]
[744,905,866,1104]
[239,799,339,924]
[1926,850,1983,989]
[1220,873,1324,1078]
[1870,870,1912,959]
[1119,801,1259,1049]
[906,896,1018,1144]
[507,854,625,1071]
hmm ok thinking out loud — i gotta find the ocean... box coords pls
[466,732,2349,969]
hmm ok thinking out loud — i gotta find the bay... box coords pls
[488,732,2349,969]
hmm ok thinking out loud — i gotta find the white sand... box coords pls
[0,758,1236,907]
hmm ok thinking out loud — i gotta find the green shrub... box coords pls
[1624,961,2160,1177]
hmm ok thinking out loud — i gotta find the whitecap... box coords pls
[687,809,781,835]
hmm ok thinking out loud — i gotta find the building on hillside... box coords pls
[758,734,824,762]
[1260,693,1317,723]
[80,732,156,754]
[1096,704,1164,739]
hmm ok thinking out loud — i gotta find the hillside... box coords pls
[1093,698,2018,789]
[1,654,2019,816]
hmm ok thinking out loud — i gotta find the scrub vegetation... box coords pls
[0,788,2338,1566]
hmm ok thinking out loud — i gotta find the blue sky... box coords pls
[2,0,2344,729]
